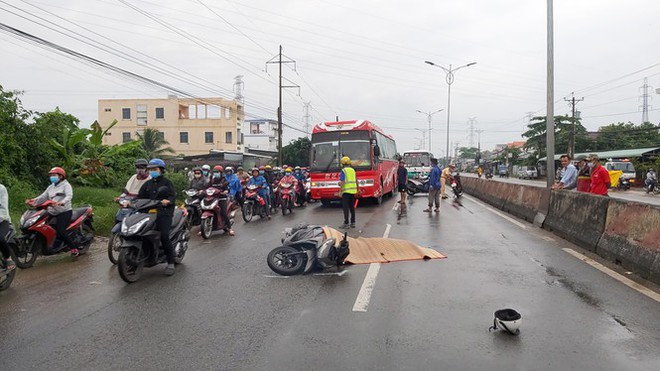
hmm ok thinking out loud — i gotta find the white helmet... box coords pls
[489,308,521,335]
[201,164,211,171]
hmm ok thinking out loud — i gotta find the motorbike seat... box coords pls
[70,207,90,222]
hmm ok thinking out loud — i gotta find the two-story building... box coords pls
[99,95,244,156]
[242,119,279,152]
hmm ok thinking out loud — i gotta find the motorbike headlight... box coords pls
[122,217,149,236]
[22,214,42,228]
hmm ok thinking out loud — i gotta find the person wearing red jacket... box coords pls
[587,154,610,196]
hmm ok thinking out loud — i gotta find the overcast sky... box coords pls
[2,0,660,154]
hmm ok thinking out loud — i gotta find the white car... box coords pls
[518,166,538,179]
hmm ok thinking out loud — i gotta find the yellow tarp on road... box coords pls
[608,170,623,188]
[323,227,447,264]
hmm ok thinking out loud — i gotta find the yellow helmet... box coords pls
[341,156,351,165]
[265,165,272,170]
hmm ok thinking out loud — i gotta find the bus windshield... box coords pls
[311,140,372,171]
[403,152,431,167]
[606,162,635,173]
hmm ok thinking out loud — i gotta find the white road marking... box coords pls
[462,195,527,229]
[352,224,391,312]
[262,275,290,279]
[562,248,660,303]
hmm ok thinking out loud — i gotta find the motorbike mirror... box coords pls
[373,145,381,157]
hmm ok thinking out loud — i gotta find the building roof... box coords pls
[538,147,660,161]
[508,141,526,149]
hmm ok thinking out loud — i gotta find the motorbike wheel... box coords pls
[15,236,39,269]
[174,224,189,264]
[406,183,416,196]
[654,185,660,195]
[267,246,306,276]
[281,199,288,216]
[201,217,213,239]
[242,203,253,223]
[107,233,123,264]
[0,248,17,291]
[78,222,94,255]
[118,247,144,283]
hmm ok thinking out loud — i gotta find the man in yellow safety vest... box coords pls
[339,156,358,229]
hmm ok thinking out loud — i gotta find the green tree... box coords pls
[523,115,586,157]
[282,137,312,167]
[458,147,479,160]
[589,122,660,151]
[137,128,175,158]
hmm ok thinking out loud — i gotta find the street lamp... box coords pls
[425,60,477,164]
[413,128,428,150]
[415,109,444,154]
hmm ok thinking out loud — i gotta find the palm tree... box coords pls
[136,128,175,158]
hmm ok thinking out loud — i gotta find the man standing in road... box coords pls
[552,154,577,190]
[424,158,442,213]
[338,156,357,229]
[587,154,610,196]
[440,163,455,199]
[397,160,408,213]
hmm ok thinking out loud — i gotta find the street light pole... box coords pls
[416,109,443,153]
[425,60,477,165]
[546,0,555,188]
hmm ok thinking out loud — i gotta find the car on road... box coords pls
[517,166,538,179]
[498,165,509,178]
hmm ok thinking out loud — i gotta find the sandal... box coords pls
[70,248,80,257]
[4,258,16,271]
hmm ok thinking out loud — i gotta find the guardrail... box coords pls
[461,176,660,285]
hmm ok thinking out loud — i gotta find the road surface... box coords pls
[1,195,659,370]
[462,173,660,206]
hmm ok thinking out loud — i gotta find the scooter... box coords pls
[295,181,307,206]
[450,172,464,198]
[406,176,430,196]
[617,178,631,191]
[117,198,190,283]
[200,187,235,239]
[485,172,493,179]
[267,225,350,276]
[183,189,203,227]
[280,181,295,215]
[242,185,269,222]
[15,200,94,268]
[108,196,137,264]
[646,180,660,194]
[0,225,18,291]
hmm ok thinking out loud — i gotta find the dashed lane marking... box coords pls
[562,248,660,303]
[352,224,390,312]
[462,195,527,229]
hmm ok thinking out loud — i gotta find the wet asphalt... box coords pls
[1,194,659,371]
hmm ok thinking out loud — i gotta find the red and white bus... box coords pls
[309,120,398,206]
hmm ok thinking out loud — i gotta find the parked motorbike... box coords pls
[183,189,203,227]
[200,187,235,239]
[0,225,18,291]
[406,176,430,196]
[280,181,295,215]
[267,225,350,276]
[108,196,136,264]
[15,200,94,268]
[242,185,268,222]
[117,198,190,283]
[646,180,660,194]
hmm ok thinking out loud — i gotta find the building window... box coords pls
[205,132,214,144]
[237,128,242,145]
[137,105,147,125]
[122,132,131,143]
[225,131,232,144]
[122,108,131,120]
[104,108,111,112]
[155,107,164,119]
[180,132,188,144]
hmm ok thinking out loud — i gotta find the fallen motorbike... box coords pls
[280,181,295,215]
[242,184,268,222]
[200,187,235,239]
[267,225,350,275]
[117,198,190,283]
[108,196,136,264]
[183,189,203,227]
[15,200,94,268]
[0,225,18,291]
[406,176,430,196]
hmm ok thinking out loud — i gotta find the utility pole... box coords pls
[640,77,653,124]
[302,101,312,138]
[476,129,484,165]
[546,0,555,188]
[564,92,583,158]
[416,109,443,153]
[266,45,299,166]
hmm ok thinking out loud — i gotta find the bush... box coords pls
[72,186,121,236]
[167,171,188,205]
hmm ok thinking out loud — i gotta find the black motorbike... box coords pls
[617,178,631,191]
[485,171,493,179]
[267,225,350,276]
[183,189,203,227]
[646,180,660,194]
[406,176,430,196]
[117,198,190,283]
[450,172,464,198]
[0,225,18,291]
[108,196,136,264]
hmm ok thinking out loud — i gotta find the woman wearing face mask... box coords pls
[27,167,79,256]
[119,159,151,198]
[137,159,177,276]
[188,167,209,191]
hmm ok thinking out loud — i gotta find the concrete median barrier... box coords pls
[503,183,550,224]
[597,199,660,284]
[543,190,610,252]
